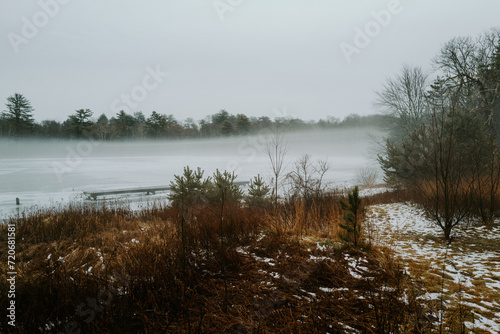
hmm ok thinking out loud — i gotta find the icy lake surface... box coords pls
[0,128,383,219]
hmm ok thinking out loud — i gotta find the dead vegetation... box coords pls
[0,188,497,333]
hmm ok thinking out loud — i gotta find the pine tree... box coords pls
[246,174,270,207]
[2,93,35,136]
[207,169,243,204]
[339,186,362,246]
[236,114,251,134]
[113,110,136,138]
[212,109,230,126]
[146,111,168,138]
[68,109,93,138]
[168,166,210,210]
[208,168,243,314]
[220,119,234,136]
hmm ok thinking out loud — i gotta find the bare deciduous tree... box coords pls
[262,126,288,209]
[423,106,473,241]
[375,65,430,142]
[433,29,500,130]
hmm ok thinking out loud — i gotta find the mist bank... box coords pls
[0,127,385,218]
[0,126,385,160]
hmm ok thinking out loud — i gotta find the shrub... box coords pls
[285,154,330,204]
[354,166,379,187]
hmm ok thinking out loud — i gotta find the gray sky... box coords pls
[1,0,499,122]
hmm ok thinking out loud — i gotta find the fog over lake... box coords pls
[0,128,383,219]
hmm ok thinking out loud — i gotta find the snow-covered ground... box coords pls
[367,202,500,333]
[359,186,391,197]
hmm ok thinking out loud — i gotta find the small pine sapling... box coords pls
[246,174,271,207]
[207,170,243,205]
[168,166,210,210]
[339,186,362,246]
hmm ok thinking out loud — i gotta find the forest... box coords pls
[0,97,390,140]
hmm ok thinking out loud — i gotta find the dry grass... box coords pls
[1,190,481,333]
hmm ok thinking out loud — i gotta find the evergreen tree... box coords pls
[68,108,93,138]
[236,114,251,134]
[220,119,234,136]
[169,166,210,209]
[133,111,146,123]
[2,93,35,136]
[246,174,270,207]
[199,118,214,137]
[207,169,243,205]
[132,111,146,138]
[146,111,168,138]
[113,110,136,138]
[40,120,63,138]
[212,109,230,126]
[339,186,362,246]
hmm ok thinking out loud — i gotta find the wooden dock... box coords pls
[83,181,249,200]
[84,186,171,200]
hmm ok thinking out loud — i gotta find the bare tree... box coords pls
[433,29,500,130]
[262,126,288,209]
[375,65,430,143]
[424,105,473,241]
[396,81,473,240]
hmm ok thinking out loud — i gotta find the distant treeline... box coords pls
[0,95,391,140]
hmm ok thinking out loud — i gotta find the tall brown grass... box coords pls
[0,191,441,333]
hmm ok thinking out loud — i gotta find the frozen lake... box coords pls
[0,128,383,219]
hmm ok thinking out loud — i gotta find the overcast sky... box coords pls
[1,0,499,123]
